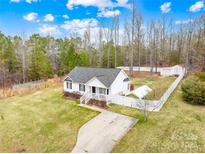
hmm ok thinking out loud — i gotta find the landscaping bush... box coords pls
[181,76,205,105]
[195,72,205,82]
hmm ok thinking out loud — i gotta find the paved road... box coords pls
[72,106,137,153]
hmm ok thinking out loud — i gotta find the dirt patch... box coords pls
[14,148,26,153]
[125,71,160,79]
[12,144,26,153]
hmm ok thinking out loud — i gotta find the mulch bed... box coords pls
[64,92,81,99]
[63,92,107,109]
[87,99,107,109]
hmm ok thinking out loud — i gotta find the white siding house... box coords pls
[64,67,130,102]
[110,70,130,95]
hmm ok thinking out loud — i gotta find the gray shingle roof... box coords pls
[65,67,122,88]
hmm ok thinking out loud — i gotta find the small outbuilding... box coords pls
[132,85,152,99]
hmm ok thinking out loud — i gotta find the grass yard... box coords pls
[130,73,176,100]
[0,86,98,152]
[108,85,205,152]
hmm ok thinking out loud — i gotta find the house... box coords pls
[64,67,130,103]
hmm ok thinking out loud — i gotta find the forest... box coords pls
[0,5,205,88]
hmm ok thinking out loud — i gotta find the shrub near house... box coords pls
[181,74,205,105]
[196,72,205,82]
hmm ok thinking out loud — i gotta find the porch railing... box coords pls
[80,91,90,104]
[91,93,107,101]
[80,92,107,104]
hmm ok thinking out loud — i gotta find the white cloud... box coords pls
[61,18,98,34]
[189,1,204,12]
[176,19,193,25]
[39,24,60,36]
[160,2,171,13]
[66,0,130,10]
[62,14,69,19]
[97,9,120,18]
[116,0,130,8]
[23,12,38,22]
[44,14,55,22]
[10,0,20,3]
[25,0,39,3]
[66,0,113,10]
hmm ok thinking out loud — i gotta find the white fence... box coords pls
[107,94,159,111]
[109,65,186,112]
[117,66,162,73]
[160,65,185,76]
[157,70,185,110]
[118,65,184,76]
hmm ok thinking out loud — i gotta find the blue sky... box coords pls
[0,0,204,38]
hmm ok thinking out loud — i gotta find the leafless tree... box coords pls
[113,14,120,68]
[130,0,135,76]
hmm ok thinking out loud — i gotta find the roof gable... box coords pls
[65,67,122,88]
[86,77,107,88]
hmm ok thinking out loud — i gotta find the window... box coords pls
[67,81,72,89]
[99,88,106,95]
[127,84,130,90]
[79,84,85,92]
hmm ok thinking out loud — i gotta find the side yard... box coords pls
[108,85,205,152]
[0,86,98,152]
[129,71,176,100]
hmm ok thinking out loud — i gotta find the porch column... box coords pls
[97,87,99,99]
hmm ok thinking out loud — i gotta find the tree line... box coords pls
[0,8,205,87]
[0,33,124,87]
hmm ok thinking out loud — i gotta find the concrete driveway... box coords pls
[72,106,137,153]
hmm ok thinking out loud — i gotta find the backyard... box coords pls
[128,71,176,100]
[0,86,98,152]
[108,85,205,152]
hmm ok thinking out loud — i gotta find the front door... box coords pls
[92,87,96,94]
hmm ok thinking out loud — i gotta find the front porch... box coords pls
[80,86,109,105]
[89,86,109,96]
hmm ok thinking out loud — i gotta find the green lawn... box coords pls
[130,76,176,100]
[0,86,98,152]
[1,79,204,153]
[108,85,205,152]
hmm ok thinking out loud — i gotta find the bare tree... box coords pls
[186,15,194,72]
[98,26,103,67]
[21,32,26,83]
[135,12,143,70]
[113,14,120,68]
[130,0,135,76]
